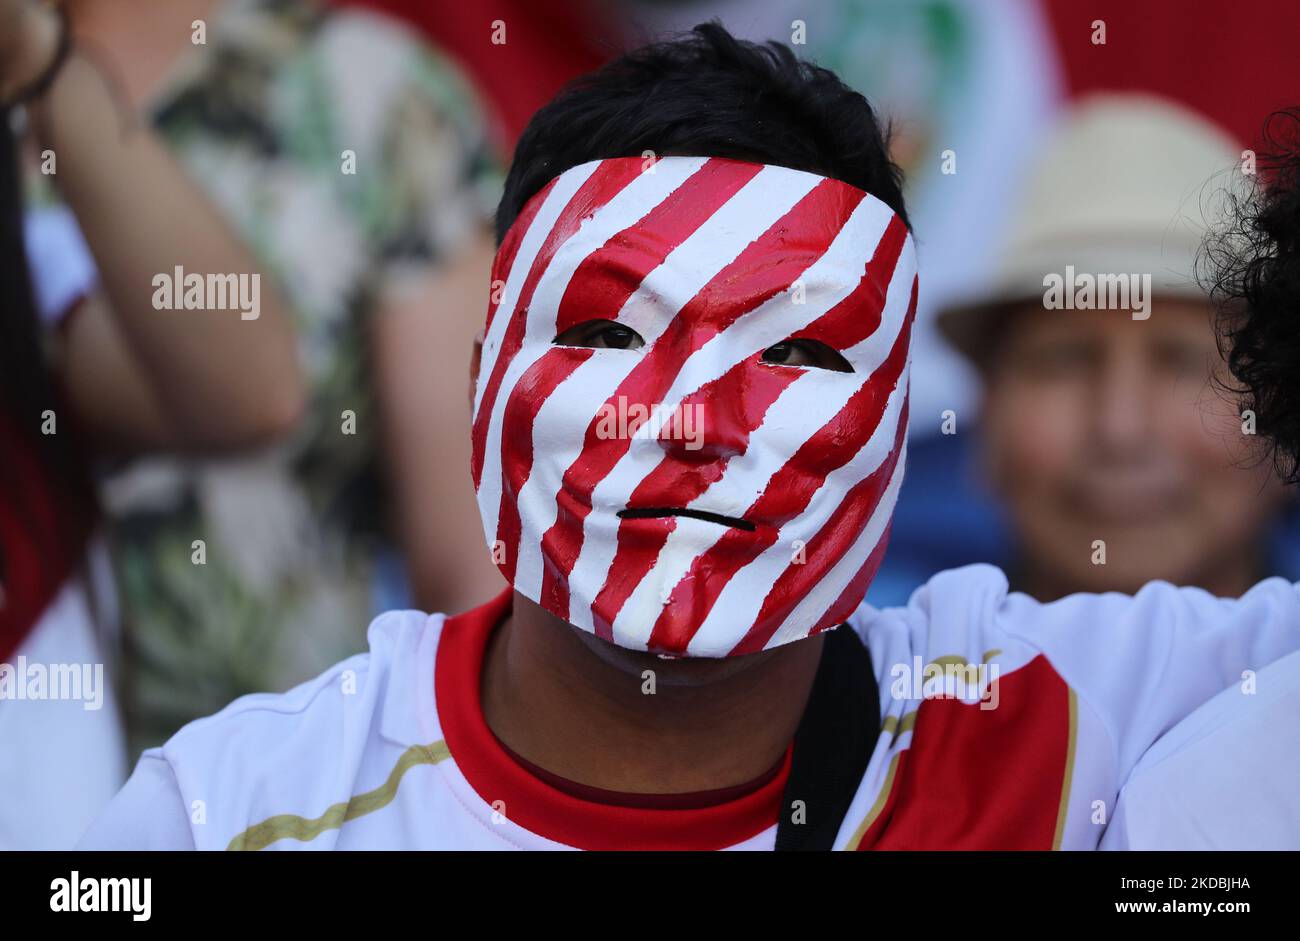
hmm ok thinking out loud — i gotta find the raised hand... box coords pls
[0,0,60,106]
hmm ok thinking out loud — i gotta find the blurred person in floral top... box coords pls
[56,0,504,753]
[1,0,302,845]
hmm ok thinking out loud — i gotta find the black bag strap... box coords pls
[775,623,880,851]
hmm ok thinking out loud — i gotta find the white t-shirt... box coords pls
[0,210,121,850]
[78,565,1300,850]
[1,574,126,850]
[24,206,96,327]
[1104,648,1300,849]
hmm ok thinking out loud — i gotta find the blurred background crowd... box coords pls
[2,0,1299,849]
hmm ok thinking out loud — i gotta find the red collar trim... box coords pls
[494,732,789,810]
[433,590,790,850]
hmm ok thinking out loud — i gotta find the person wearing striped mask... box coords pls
[82,25,1300,852]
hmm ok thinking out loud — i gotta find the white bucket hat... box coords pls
[937,92,1242,361]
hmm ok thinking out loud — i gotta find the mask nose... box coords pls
[655,353,795,464]
[654,393,748,463]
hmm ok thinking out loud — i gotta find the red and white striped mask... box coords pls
[471,156,916,657]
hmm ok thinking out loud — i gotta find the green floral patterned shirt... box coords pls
[101,0,500,753]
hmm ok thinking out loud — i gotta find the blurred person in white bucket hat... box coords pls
[1107,108,1300,850]
[938,93,1291,601]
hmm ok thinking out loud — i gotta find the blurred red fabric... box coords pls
[342,0,1300,160]
[1042,0,1300,147]
[339,0,614,157]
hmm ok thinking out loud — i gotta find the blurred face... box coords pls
[472,157,917,658]
[981,298,1285,597]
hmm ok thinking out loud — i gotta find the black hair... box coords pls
[0,112,59,444]
[1203,108,1300,483]
[0,110,90,588]
[495,21,908,244]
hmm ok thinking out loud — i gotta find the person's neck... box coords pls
[1018,548,1265,602]
[481,591,824,794]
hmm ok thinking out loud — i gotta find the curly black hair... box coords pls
[495,21,908,243]
[1203,108,1300,484]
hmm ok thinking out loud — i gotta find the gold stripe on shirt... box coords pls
[880,709,919,740]
[842,751,902,850]
[1051,689,1079,850]
[226,740,451,851]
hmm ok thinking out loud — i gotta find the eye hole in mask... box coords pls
[554,319,646,351]
[761,338,853,373]
[554,320,853,372]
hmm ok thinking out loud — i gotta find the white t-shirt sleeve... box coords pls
[76,751,196,851]
[997,575,1300,783]
[23,206,97,327]
[1103,648,1300,849]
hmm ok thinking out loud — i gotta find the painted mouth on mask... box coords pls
[617,507,757,532]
